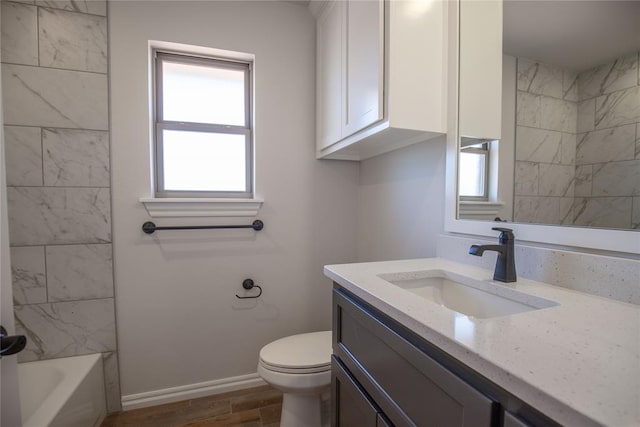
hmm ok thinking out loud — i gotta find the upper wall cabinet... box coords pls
[458,0,502,140]
[312,0,447,161]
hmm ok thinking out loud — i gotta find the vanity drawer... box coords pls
[332,356,383,427]
[333,288,496,427]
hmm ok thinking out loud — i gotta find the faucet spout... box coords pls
[468,228,517,283]
[469,244,504,256]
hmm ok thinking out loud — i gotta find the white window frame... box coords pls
[458,140,490,201]
[153,50,253,198]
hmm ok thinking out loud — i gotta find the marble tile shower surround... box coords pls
[2,63,109,129]
[1,2,38,65]
[4,125,42,186]
[14,298,116,362]
[43,128,110,187]
[2,0,120,412]
[38,7,108,73]
[7,187,111,245]
[437,234,640,306]
[514,54,640,229]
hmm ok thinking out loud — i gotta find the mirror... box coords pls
[457,1,640,231]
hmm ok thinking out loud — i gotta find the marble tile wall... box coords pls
[514,53,640,229]
[515,58,577,225]
[1,0,120,412]
[573,52,640,229]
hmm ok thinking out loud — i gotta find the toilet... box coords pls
[257,331,332,427]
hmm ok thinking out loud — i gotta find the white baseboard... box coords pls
[121,373,267,411]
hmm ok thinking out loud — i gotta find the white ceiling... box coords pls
[503,0,640,71]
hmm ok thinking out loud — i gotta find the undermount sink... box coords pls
[378,270,558,319]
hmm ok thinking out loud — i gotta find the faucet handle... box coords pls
[492,227,512,233]
[492,227,514,242]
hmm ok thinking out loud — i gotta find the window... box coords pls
[458,139,491,200]
[154,51,252,198]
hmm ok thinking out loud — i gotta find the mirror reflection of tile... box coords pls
[513,54,639,230]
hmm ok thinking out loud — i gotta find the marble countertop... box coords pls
[324,258,640,427]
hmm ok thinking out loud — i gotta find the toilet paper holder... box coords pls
[235,279,262,299]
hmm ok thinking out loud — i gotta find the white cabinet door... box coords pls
[343,0,383,138]
[459,0,502,140]
[317,0,344,150]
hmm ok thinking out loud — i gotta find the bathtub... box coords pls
[18,354,106,427]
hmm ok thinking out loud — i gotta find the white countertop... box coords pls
[324,258,640,427]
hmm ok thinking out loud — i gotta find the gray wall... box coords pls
[110,0,359,403]
[357,137,447,262]
[1,0,120,412]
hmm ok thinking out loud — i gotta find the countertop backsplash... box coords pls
[437,234,640,305]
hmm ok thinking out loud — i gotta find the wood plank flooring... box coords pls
[102,385,283,427]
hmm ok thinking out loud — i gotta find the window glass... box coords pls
[459,149,487,198]
[162,130,246,192]
[162,61,246,126]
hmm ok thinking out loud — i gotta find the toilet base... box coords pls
[280,392,322,427]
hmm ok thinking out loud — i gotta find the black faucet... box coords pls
[469,227,517,283]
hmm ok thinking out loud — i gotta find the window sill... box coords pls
[458,200,504,217]
[140,197,263,218]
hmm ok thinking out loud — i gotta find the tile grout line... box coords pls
[14,295,115,307]
[2,60,109,76]
[4,123,110,132]
[38,125,45,184]
[517,67,639,103]
[36,1,40,67]
[7,184,111,189]
[43,244,48,303]
[37,3,107,18]
[10,242,112,249]
[517,119,637,136]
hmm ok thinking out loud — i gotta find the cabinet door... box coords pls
[504,412,531,427]
[343,0,384,138]
[317,0,344,150]
[458,0,502,140]
[332,356,380,427]
[377,414,392,427]
[334,289,495,427]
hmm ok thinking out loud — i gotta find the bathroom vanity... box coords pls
[332,288,551,427]
[325,258,640,426]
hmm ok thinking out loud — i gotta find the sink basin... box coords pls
[378,270,558,319]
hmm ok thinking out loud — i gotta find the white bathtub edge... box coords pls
[20,354,105,427]
[121,373,266,410]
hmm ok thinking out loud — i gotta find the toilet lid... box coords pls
[259,331,332,370]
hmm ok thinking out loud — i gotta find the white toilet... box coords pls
[257,331,332,427]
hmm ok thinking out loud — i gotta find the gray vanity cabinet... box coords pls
[332,357,387,426]
[503,412,531,427]
[332,286,557,427]
[332,287,495,426]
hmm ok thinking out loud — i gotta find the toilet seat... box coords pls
[259,331,332,374]
[259,359,330,374]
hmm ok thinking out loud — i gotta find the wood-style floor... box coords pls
[102,385,284,427]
